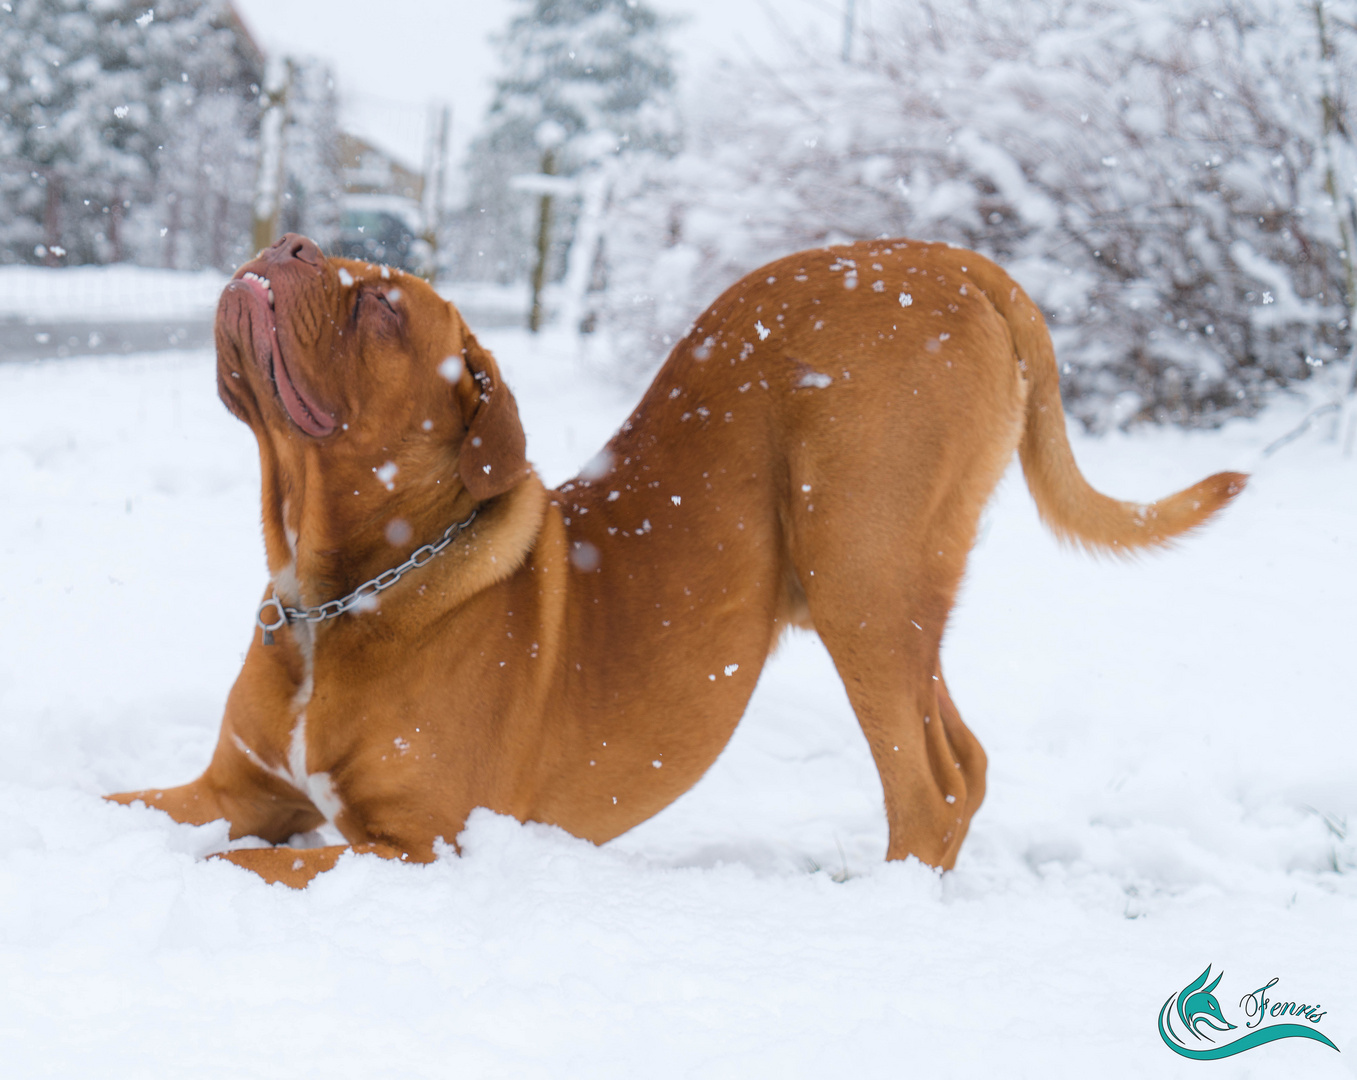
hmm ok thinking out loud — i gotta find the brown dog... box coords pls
[109,233,1244,886]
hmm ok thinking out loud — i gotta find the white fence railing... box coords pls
[0,265,228,322]
[0,266,544,329]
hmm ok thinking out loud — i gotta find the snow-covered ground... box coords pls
[1,326,1354,1078]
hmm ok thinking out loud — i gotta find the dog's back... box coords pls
[545,238,1244,867]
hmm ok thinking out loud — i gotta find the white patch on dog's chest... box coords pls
[282,500,299,559]
[285,713,344,823]
[232,709,344,825]
[234,579,343,824]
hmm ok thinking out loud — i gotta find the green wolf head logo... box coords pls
[1176,966,1236,1041]
[1159,965,1339,1060]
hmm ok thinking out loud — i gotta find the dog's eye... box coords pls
[360,290,396,315]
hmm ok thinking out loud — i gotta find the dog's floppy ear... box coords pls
[455,324,531,501]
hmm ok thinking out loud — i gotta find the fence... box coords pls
[0,265,228,324]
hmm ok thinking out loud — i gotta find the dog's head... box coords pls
[215,233,529,508]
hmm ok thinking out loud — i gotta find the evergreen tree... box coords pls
[450,0,678,293]
[0,0,267,268]
[2,0,164,263]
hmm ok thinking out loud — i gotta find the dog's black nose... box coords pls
[264,233,324,268]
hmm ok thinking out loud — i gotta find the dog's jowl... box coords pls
[109,233,1245,887]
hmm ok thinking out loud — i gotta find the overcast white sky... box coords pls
[231,0,854,173]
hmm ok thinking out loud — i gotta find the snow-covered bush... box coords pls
[591,0,1357,428]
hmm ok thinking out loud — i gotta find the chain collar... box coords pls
[256,507,479,645]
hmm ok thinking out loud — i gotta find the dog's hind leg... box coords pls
[794,552,977,867]
[935,669,986,856]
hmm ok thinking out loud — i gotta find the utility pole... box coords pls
[251,56,294,255]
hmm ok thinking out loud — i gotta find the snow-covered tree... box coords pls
[592,0,1357,428]
[450,0,678,298]
[0,0,279,269]
[2,0,168,263]
[0,1,342,270]
[276,57,344,253]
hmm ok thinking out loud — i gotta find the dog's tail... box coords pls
[966,256,1246,554]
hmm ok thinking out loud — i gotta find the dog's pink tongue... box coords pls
[236,272,336,437]
[272,339,336,437]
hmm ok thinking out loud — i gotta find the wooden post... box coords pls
[528,146,557,334]
[164,191,180,268]
[109,188,124,263]
[42,168,62,266]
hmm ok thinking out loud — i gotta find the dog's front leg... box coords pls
[106,767,324,843]
[107,603,325,843]
[211,842,426,888]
